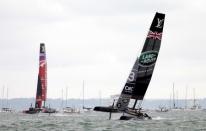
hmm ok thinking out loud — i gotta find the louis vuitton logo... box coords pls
[155,18,164,28]
[41,46,45,53]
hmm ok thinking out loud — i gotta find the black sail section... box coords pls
[115,58,139,111]
[95,12,165,113]
[35,75,42,108]
[131,12,165,100]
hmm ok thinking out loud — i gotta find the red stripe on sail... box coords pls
[39,55,47,101]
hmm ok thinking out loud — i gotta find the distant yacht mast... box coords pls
[61,88,64,109]
[6,87,8,108]
[172,83,176,109]
[82,81,85,108]
[66,86,68,107]
[1,86,10,110]
[185,85,188,109]
[176,90,178,108]
[1,86,4,109]
[193,88,196,108]
[99,90,102,106]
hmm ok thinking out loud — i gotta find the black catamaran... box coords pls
[94,12,165,120]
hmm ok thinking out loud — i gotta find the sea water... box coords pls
[0,110,206,131]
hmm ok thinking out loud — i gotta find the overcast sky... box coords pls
[0,0,206,100]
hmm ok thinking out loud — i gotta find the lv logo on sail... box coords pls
[156,18,164,28]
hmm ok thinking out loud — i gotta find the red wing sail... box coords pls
[35,43,47,108]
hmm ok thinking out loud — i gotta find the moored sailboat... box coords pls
[190,88,201,110]
[82,81,92,112]
[62,86,80,113]
[94,12,165,120]
[1,86,13,112]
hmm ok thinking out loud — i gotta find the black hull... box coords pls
[23,110,39,114]
[42,111,56,113]
[94,106,118,113]
[23,107,42,114]
[120,115,134,120]
[120,114,152,120]
[120,110,152,120]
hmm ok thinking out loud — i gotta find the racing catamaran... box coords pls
[94,12,165,120]
[23,43,56,114]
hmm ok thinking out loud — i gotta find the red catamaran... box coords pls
[23,43,56,114]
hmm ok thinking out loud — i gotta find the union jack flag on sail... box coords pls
[147,31,162,40]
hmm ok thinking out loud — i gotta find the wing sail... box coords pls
[116,12,165,111]
[35,43,47,108]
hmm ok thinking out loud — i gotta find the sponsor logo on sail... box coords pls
[127,72,135,82]
[139,51,158,67]
[155,18,164,28]
[40,60,46,67]
[124,86,134,93]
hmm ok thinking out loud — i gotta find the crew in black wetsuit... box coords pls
[143,113,151,119]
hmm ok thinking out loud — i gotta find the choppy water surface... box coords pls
[0,110,206,131]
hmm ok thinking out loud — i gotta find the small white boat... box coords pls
[63,107,80,113]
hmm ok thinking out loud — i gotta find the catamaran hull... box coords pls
[23,110,39,114]
[120,115,151,120]
[120,111,152,120]
[120,109,152,120]
[120,115,134,120]
[23,108,42,114]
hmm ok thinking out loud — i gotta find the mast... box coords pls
[61,88,63,109]
[169,93,172,109]
[172,83,175,109]
[99,90,102,106]
[0,87,1,109]
[193,88,196,108]
[176,90,178,108]
[132,99,138,109]
[1,86,4,109]
[185,85,188,109]
[66,86,68,107]
[116,12,165,111]
[82,81,84,108]
[6,87,8,108]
